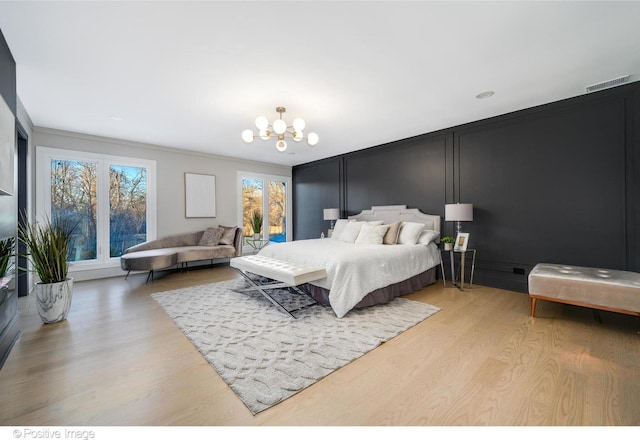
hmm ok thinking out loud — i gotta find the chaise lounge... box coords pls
[120,226,243,282]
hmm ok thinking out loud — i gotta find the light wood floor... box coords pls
[1,265,639,426]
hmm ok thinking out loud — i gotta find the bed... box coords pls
[258,205,442,318]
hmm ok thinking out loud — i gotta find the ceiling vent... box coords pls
[585,75,630,93]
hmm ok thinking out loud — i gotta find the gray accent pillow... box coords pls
[383,221,402,245]
[218,225,238,245]
[198,227,224,246]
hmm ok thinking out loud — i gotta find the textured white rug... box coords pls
[151,278,441,414]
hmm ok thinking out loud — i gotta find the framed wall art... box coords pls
[185,173,216,218]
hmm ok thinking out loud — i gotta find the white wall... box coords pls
[31,127,291,280]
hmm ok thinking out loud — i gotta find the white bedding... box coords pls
[258,239,441,318]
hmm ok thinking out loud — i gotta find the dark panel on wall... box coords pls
[458,95,626,291]
[344,134,450,219]
[631,89,640,273]
[293,158,342,240]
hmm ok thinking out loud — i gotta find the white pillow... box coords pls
[366,220,385,226]
[397,222,425,245]
[338,221,364,243]
[355,223,389,245]
[331,219,349,239]
[417,229,440,245]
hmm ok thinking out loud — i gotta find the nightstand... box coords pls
[246,238,269,254]
[439,248,477,290]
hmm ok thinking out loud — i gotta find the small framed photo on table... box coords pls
[454,232,470,252]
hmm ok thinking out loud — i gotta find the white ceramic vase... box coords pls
[444,243,453,251]
[34,278,73,324]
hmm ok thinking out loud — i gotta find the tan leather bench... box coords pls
[528,263,640,317]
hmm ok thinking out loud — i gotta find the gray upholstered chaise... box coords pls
[120,226,243,282]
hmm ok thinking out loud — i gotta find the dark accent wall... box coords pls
[344,133,453,219]
[0,27,19,369]
[293,158,342,239]
[293,81,640,293]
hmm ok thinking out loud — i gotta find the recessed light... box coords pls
[475,91,495,99]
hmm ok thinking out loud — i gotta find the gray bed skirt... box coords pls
[300,266,437,309]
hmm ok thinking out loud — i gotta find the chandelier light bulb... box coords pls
[292,117,306,132]
[255,116,268,130]
[259,129,270,140]
[273,119,287,134]
[276,139,288,152]
[241,129,254,143]
[293,130,303,142]
[307,132,319,146]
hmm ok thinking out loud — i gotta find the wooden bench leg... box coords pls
[530,297,537,317]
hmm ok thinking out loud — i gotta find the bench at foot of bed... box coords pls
[230,255,327,318]
[528,263,640,318]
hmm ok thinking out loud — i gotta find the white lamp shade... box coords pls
[241,129,254,143]
[255,116,268,130]
[323,208,339,220]
[273,119,287,134]
[307,132,319,146]
[293,130,303,142]
[445,203,473,221]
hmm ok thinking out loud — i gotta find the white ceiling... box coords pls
[1,1,639,167]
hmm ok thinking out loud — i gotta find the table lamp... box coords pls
[323,208,340,237]
[445,203,473,234]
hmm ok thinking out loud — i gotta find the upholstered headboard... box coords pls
[348,205,441,233]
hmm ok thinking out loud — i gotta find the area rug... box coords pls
[151,278,441,414]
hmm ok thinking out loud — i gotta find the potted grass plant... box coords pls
[251,210,263,239]
[18,215,76,324]
[441,236,455,251]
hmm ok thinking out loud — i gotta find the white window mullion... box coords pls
[97,160,110,262]
[262,181,269,238]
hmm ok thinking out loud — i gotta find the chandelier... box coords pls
[242,106,319,152]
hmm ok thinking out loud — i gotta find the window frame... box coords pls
[237,171,292,253]
[35,146,157,272]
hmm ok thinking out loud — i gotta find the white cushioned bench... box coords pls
[230,255,327,318]
[528,263,640,317]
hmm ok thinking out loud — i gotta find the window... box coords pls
[238,172,291,250]
[36,147,156,271]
